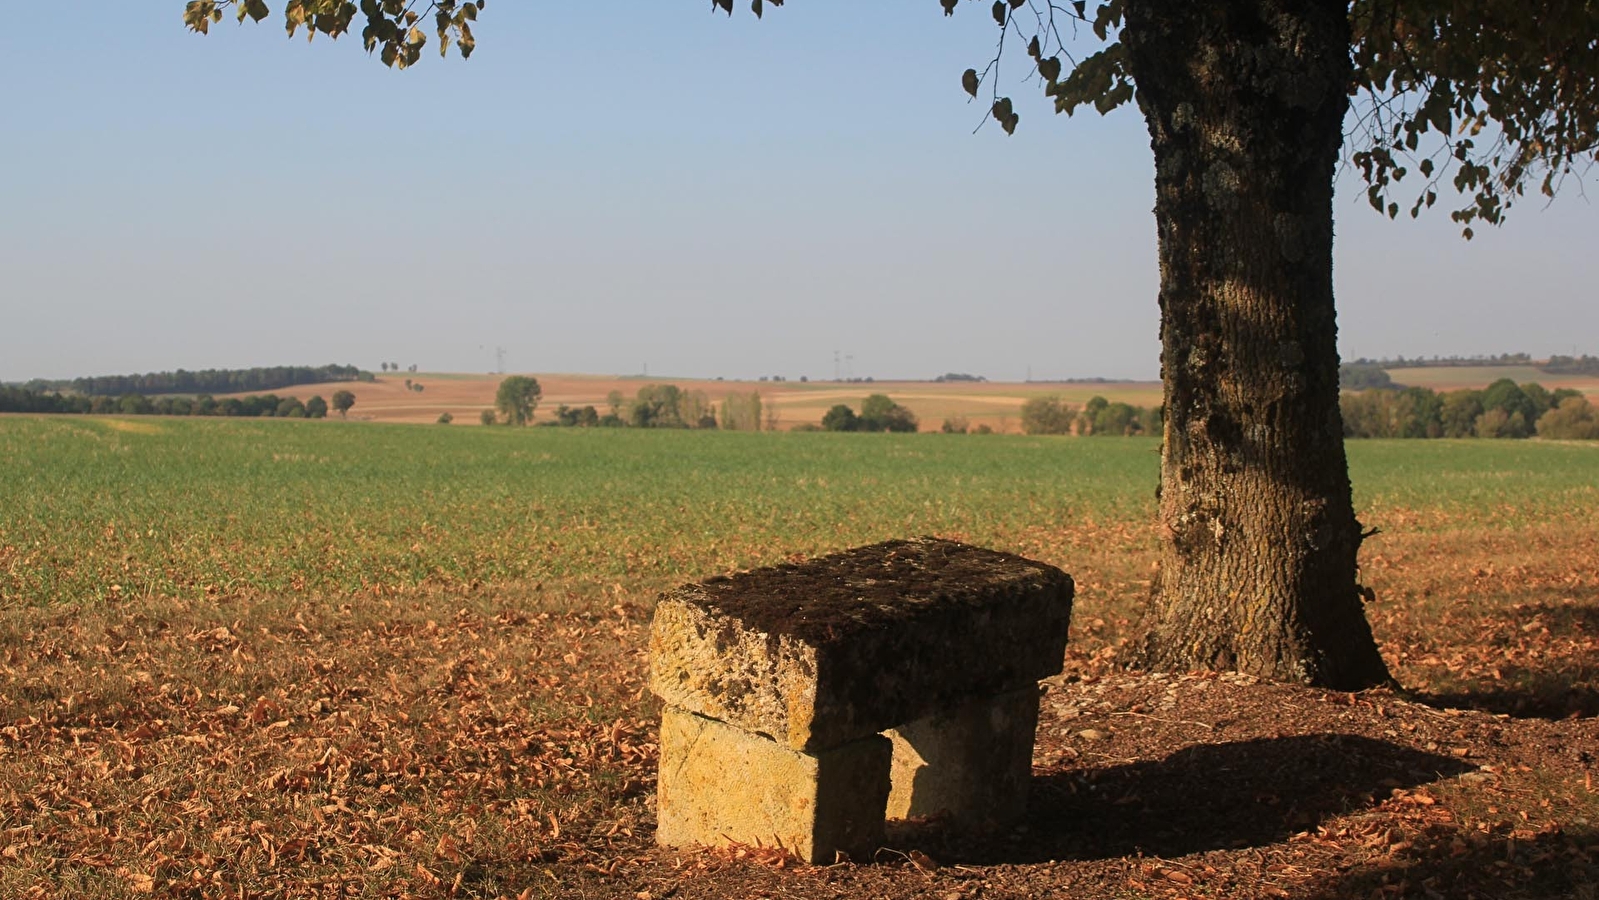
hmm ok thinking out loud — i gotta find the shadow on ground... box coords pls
[1412,600,1599,719]
[894,734,1469,865]
[1299,825,1599,899]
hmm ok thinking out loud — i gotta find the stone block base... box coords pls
[656,706,891,863]
[885,687,1040,828]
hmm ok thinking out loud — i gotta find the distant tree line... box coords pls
[486,380,777,431]
[1345,353,1535,369]
[1341,379,1598,439]
[0,386,354,419]
[1338,363,1401,391]
[1018,395,1162,436]
[55,364,368,397]
[1543,355,1599,376]
[934,373,987,383]
[813,395,919,433]
[1342,353,1599,377]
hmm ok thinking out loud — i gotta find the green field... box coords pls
[2,415,1595,610]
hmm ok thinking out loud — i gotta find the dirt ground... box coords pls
[3,575,1594,899]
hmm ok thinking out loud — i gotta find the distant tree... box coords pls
[331,390,356,419]
[1078,396,1111,435]
[1474,407,1523,439]
[1092,401,1140,436]
[1020,396,1075,435]
[1480,379,1536,437]
[1338,364,1398,391]
[495,376,542,426]
[606,390,624,418]
[720,391,763,432]
[1393,387,1443,438]
[628,384,685,428]
[859,394,918,432]
[276,396,307,418]
[1138,404,1164,437]
[554,404,600,427]
[413,383,424,393]
[1521,382,1553,420]
[404,378,413,390]
[437,412,454,425]
[678,390,716,429]
[935,373,987,383]
[118,394,152,415]
[941,416,970,434]
[1340,390,1392,438]
[1439,390,1483,438]
[305,395,328,419]
[820,404,860,432]
[479,409,497,426]
[1536,396,1599,440]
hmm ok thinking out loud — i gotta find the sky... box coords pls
[1,3,1594,384]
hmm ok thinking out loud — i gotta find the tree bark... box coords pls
[1122,0,1393,689]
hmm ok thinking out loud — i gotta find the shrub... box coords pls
[1020,396,1074,435]
[478,409,497,426]
[437,412,453,425]
[1536,396,1599,440]
[940,416,970,434]
[859,394,918,432]
[821,404,859,432]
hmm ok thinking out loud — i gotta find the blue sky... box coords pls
[1,2,1593,383]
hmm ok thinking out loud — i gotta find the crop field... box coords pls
[1383,364,1599,399]
[2,415,1597,898]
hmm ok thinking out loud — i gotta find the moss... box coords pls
[678,537,1069,645]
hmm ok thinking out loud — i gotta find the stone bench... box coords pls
[648,537,1074,863]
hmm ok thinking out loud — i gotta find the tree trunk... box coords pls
[1122,0,1393,689]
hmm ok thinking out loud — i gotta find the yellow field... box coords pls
[241,373,1165,432]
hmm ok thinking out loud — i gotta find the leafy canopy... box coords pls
[945,0,1599,238]
[182,0,482,68]
[185,1,1596,238]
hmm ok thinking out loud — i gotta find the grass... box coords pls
[1,416,1163,610]
[5,417,1598,611]
[2,414,1597,898]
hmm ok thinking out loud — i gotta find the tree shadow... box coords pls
[1409,600,1599,719]
[891,734,1468,865]
[1299,824,1598,899]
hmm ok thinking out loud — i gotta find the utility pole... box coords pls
[495,346,506,375]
